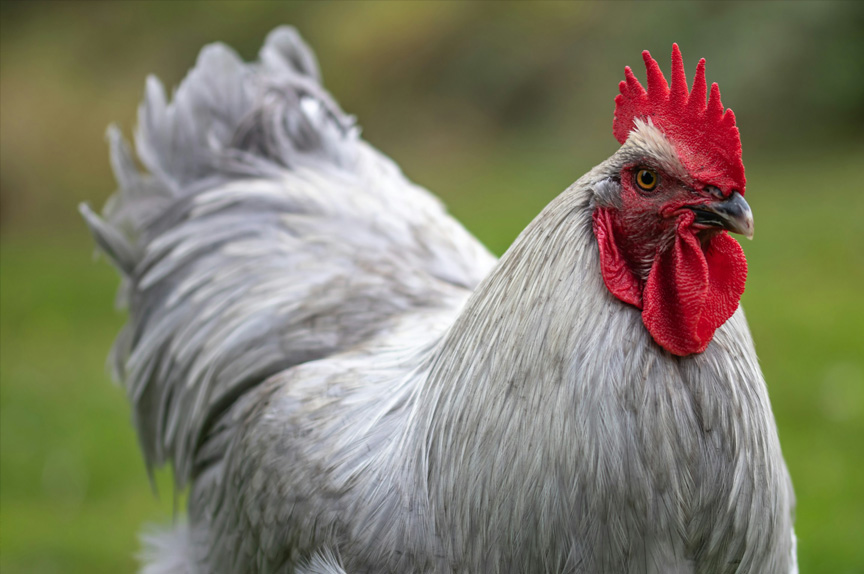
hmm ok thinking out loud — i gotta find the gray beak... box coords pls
[688,191,754,239]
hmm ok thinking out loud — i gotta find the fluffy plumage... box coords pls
[84,28,797,573]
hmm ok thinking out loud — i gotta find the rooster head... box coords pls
[592,45,752,356]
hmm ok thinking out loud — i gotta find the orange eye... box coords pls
[635,169,658,192]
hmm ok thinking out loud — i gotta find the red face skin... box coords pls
[593,164,748,356]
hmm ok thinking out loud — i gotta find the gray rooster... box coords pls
[82,27,798,574]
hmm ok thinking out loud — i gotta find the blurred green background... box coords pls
[1,1,863,572]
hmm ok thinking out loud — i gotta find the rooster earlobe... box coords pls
[593,208,643,309]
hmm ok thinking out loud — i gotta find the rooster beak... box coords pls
[688,191,754,240]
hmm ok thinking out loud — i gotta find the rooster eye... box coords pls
[635,169,658,192]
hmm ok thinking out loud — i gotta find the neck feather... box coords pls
[401,167,785,570]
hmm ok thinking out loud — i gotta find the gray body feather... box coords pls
[84,27,796,574]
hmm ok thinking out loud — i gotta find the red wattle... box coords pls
[593,208,643,308]
[594,208,748,356]
[642,214,747,355]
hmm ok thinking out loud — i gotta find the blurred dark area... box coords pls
[1,2,862,573]
[1,1,862,234]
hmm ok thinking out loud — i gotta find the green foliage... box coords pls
[0,232,177,573]
[1,2,862,573]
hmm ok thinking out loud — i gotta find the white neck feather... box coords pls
[398,164,791,571]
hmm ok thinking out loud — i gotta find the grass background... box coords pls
[2,2,863,572]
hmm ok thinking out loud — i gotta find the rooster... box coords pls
[83,27,798,574]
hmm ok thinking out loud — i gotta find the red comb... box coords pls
[613,45,745,195]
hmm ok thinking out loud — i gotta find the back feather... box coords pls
[81,26,495,487]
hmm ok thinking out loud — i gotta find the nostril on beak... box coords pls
[689,191,754,239]
[720,192,754,239]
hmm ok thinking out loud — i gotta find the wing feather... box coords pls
[83,26,495,486]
